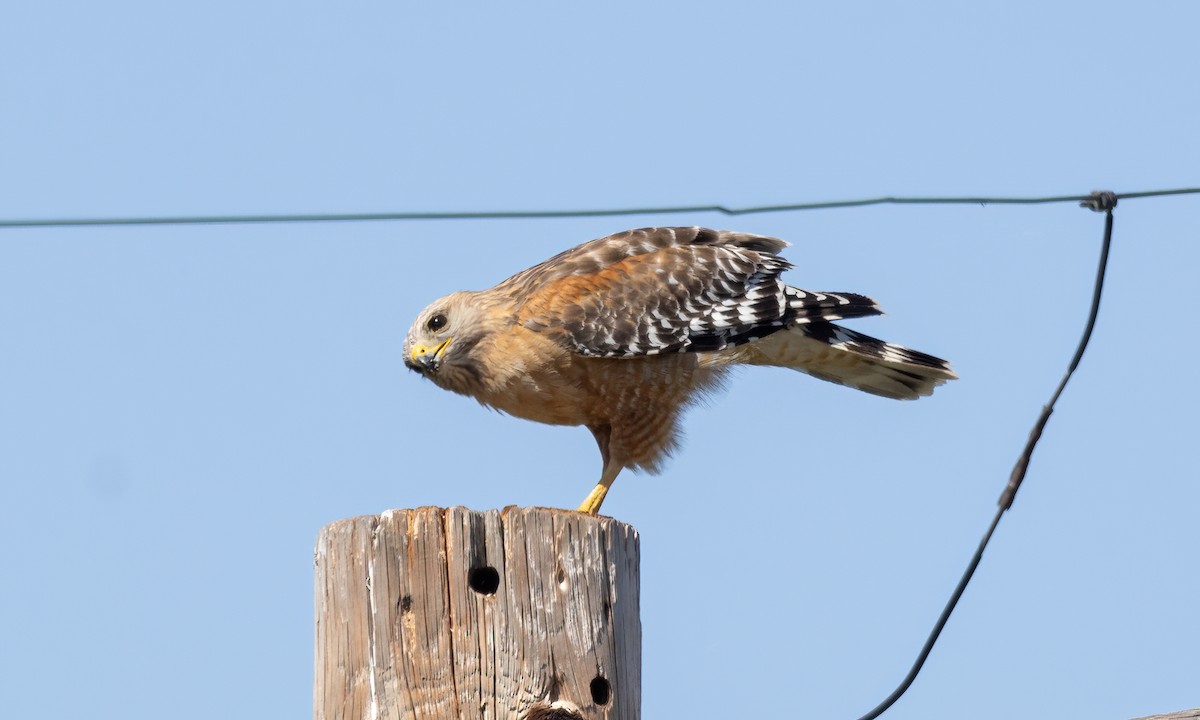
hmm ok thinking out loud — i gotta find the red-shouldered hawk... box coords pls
[404,227,956,514]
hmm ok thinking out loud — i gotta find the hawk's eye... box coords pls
[426,313,448,332]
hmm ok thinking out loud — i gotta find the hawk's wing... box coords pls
[510,226,882,358]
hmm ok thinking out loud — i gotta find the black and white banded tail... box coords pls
[737,321,957,400]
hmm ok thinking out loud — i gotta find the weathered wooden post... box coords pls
[314,506,641,720]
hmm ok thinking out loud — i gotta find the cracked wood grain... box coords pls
[315,507,640,720]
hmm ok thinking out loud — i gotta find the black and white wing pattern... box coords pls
[514,226,882,357]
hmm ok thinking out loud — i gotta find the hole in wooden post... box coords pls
[589,675,611,706]
[467,566,500,595]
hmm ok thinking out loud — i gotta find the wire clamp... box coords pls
[1080,190,1118,212]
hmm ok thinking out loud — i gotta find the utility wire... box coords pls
[0,186,1193,229]
[853,191,1118,720]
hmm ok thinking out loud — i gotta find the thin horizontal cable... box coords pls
[1,187,1196,229]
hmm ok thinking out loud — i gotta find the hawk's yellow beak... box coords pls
[409,338,452,372]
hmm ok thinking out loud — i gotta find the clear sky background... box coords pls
[2,2,1198,719]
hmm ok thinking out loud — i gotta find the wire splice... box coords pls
[1081,190,1118,212]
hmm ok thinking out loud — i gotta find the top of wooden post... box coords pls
[314,506,641,720]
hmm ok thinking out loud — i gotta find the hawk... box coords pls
[404,227,955,514]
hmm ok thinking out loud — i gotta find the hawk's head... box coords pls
[403,290,498,396]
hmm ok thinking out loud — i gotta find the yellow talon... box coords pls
[577,482,610,515]
[576,463,621,514]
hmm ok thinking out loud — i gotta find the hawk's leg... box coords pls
[577,462,622,515]
[578,424,621,514]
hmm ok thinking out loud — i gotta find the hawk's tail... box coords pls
[741,322,957,400]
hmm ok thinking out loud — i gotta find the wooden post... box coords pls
[314,506,641,720]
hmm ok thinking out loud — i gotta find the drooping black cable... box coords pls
[854,191,1117,720]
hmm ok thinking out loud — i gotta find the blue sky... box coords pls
[2,2,1198,719]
